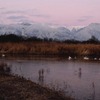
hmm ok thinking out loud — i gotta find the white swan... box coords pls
[83,57,89,60]
[68,56,72,60]
[94,58,97,60]
[2,54,5,57]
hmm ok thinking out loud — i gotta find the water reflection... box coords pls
[78,68,82,79]
[46,68,50,74]
[38,69,44,85]
[92,82,95,100]
[2,57,100,100]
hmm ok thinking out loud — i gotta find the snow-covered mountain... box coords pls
[74,23,100,41]
[0,23,100,41]
[0,23,73,41]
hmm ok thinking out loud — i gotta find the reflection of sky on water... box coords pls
[3,58,100,100]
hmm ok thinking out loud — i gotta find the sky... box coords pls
[0,0,100,26]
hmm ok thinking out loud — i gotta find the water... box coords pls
[1,57,100,100]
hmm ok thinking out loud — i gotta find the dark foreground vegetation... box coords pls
[0,62,73,100]
[0,34,100,58]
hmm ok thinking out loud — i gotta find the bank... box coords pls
[0,63,74,100]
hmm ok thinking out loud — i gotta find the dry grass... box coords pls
[0,42,100,57]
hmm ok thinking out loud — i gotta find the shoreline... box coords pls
[0,64,74,100]
[1,53,100,62]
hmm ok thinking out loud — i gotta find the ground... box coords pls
[0,73,73,100]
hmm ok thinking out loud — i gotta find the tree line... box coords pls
[0,34,99,44]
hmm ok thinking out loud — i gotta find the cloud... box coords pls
[6,15,29,24]
[7,16,27,19]
[0,7,5,10]
[1,9,37,14]
[2,10,25,14]
[0,9,51,24]
[32,14,50,18]
[1,9,50,19]
[78,16,93,22]
[18,19,35,23]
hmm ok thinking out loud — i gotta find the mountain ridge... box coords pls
[0,23,100,41]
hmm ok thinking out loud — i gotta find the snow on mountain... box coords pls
[0,24,24,36]
[68,26,85,31]
[53,27,72,40]
[0,23,100,41]
[74,23,100,41]
[0,23,72,41]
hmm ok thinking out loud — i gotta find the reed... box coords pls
[0,42,100,57]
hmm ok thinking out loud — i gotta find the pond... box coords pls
[1,56,100,100]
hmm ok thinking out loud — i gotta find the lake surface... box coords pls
[1,56,100,100]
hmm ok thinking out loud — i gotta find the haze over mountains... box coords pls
[0,23,100,41]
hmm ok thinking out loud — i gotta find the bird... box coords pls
[68,56,72,60]
[2,54,5,57]
[83,57,89,60]
[94,58,97,60]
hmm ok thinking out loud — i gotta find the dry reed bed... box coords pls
[0,42,100,57]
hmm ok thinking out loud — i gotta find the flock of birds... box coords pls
[1,54,100,61]
[68,56,100,61]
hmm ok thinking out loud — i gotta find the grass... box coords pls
[0,62,74,100]
[0,42,100,58]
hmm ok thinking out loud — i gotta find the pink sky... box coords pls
[0,0,100,26]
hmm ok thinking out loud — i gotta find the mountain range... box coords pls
[0,23,100,41]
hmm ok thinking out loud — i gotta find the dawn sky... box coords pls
[0,0,100,26]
